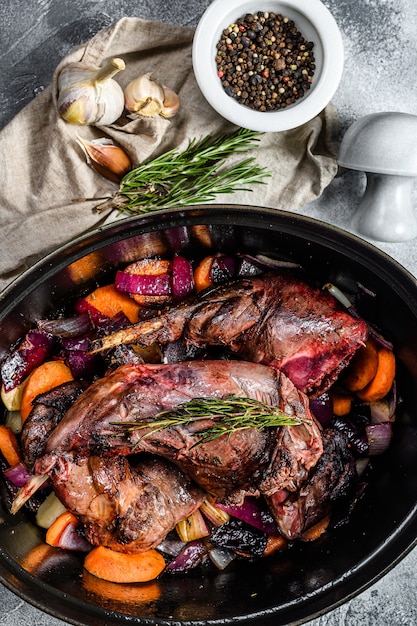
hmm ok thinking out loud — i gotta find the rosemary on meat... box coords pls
[114,394,305,445]
[96,128,270,214]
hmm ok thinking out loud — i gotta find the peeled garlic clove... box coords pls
[124,72,165,117]
[160,84,180,119]
[76,135,132,183]
[57,58,125,126]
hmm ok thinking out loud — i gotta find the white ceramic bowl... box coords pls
[192,0,344,132]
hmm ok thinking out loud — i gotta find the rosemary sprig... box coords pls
[101,128,270,214]
[114,395,305,446]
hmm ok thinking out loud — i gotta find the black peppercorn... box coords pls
[215,11,315,112]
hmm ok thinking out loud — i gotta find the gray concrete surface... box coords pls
[1,0,417,624]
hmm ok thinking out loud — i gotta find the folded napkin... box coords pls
[0,16,340,291]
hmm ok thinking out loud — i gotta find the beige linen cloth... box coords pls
[0,17,340,291]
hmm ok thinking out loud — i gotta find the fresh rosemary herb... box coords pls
[97,128,270,214]
[115,394,305,445]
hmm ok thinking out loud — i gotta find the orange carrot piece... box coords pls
[45,511,77,546]
[331,393,353,416]
[191,224,213,248]
[193,255,215,292]
[84,545,166,583]
[67,251,103,283]
[356,347,396,402]
[20,361,74,423]
[263,534,287,556]
[0,425,21,466]
[124,259,172,306]
[84,283,141,323]
[344,339,379,392]
[301,514,331,542]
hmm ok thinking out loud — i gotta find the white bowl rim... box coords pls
[192,0,344,132]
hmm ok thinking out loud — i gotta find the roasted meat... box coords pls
[267,428,357,539]
[51,454,204,553]
[34,361,323,506]
[21,380,87,469]
[90,271,368,397]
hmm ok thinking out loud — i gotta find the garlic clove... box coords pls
[76,135,132,183]
[57,58,126,126]
[160,84,180,119]
[124,72,165,117]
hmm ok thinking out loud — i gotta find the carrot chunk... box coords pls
[331,393,353,416]
[263,534,287,556]
[46,511,78,546]
[344,339,379,392]
[193,255,215,292]
[84,545,166,583]
[84,283,141,323]
[66,251,102,283]
[20,361,74,422]
[0,425,21,466]
[357,347,396,402]
[301,514,331,541]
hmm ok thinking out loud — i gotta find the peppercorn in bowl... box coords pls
[192,0,344,132]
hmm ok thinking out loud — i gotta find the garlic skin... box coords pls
[57,58,126,126]
[76,135,132,183]
[124,73,180,119]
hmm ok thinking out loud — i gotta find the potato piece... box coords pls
[1,379,28,411]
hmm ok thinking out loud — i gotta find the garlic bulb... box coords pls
[76,135,132,183]
[57,58,126,126]
[124,73,180,118]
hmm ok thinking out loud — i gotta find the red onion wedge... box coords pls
[115,270,171,296]
[210,254,236,285]
[366,422,393,455]
[0,330,53,392]
[310,393,333,426]
[164,539,207,573]
[49,520,92,552]
[3,462,32,488]
[171,255,194,301]
[37,313,93,338]
[165,226,190,252]
[65,350,102,380]
[216,496,279,535]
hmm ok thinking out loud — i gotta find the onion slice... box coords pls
[309,393,333,426]
[171,255,194,301]
[1,330,53,392]
[4,462,32,487]
[216,496,278,535]
[366,422,392,455]
[164,539,206,573]
[115,270,171,295]
[37,312,93,338]
[210,254,236,285]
